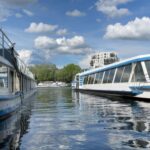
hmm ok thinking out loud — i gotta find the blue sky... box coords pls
[1,0,150,68]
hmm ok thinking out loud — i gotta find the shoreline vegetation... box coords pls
[29,63,81,84]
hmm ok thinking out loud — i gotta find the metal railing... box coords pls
[0,29,13,49]
[0,29,17,65]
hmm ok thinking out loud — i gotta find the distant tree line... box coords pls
[29,64,81,83]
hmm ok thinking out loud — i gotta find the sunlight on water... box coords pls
[0,87,150,150]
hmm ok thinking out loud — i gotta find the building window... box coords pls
[131,62,146,82]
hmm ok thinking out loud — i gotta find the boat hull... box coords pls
[0,90,36,119]
[0,95,21,118]
[74,83,150,100]
[74,88,150,101]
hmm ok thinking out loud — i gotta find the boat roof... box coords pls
[79,54,150,76]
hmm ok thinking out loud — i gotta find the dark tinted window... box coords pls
[131,62,146,82]
[94,73,99,84]
[83,76,88,84]
[107,68,116,83]
[95,72,104,84]
[145,61,150,77]
[87,75,90,84]
[121,64,132,82]
[88,74,95,84]
[114,67,124,83]
[103,70,110,83]
[87,75,91,84]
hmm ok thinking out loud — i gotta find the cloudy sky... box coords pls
[1,0,150,68]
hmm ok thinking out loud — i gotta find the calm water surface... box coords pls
[0,87,150,150]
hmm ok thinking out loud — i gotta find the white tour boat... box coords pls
[0,29,36,119]
[72,54,150,100]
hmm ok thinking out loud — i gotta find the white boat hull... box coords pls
[0,90,36,118]
[76,82,150,100]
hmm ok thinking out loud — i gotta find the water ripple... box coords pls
[0,87,150,150]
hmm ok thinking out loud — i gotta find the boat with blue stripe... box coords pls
[0,29,36,119]
[72,54,150,100]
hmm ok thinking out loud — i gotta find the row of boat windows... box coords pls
[21,76,35,92]
[0,64,35,93]
[83,61,149,85]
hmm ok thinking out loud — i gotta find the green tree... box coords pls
[29,63,81,83]
[29,64,57,82]
[62,64,81,83]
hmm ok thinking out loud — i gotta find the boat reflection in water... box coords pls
[72,91,150,149]
[0,113,21,150]
[0,98,32,150]
[0,88,150,150]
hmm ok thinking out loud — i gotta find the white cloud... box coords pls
[23,9,34,16]
[104,17,150,40]
[34,35,92,55]
[95,0,131,18]
[34,36,57,49]
[56,29,68,35]
[25,22,58,33]
[79,54,92,68]
[18,49,32,64]
[66,9,86,17]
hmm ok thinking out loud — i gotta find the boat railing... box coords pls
[0,30,12,46]
[0,29,17,65]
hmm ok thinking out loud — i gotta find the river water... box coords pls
[0,87,150,150]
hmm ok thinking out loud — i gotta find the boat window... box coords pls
[145,61,150,77]
[89,74,95,84]
[92,74,96,84]
[103,70,110,83]
[87,75,90,84]
[107,68,116,83]
[0,65,8,88]
[92,74,95,84]
[87,75,91,84]
[114,67,124,83]
[131,62,146,82]
[83,76,88,84]
[94,73,99,84]
[121,64,132,82]
[95,72,103,84]
[101,72,105,83]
